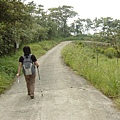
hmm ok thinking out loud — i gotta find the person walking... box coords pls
[16,46,39,99]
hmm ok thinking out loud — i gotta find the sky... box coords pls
[25,0,120,20]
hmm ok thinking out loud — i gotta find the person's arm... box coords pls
[32,54,39,67]
[34,61,39,68]
[16,62,22,77]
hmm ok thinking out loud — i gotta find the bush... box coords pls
[105,47,117,58]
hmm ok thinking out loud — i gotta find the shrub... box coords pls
[105,47,117,58]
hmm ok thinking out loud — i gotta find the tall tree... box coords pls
[48,5,78,37]
[85,18,93,34]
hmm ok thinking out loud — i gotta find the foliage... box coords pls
[104,47,117,58]
[0,1,79,56]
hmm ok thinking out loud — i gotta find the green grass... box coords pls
[61,42,120,107]
[0,40,61,94]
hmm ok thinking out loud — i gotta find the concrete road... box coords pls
[0,41,120,120]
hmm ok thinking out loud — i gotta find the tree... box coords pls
[70,18,83,35]
[85,18,93,34]
[0,0,34,55]
[48,5,78,37]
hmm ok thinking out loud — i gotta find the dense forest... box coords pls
[1,0,120,56]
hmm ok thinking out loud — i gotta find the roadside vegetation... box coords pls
[61,41,120,108]
[0,40,61,94]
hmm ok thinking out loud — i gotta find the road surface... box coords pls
[0,41,120,120]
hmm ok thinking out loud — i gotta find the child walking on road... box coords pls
[16,46,39,99]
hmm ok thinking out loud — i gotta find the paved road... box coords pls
[0,41,120,120]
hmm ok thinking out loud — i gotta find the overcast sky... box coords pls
[25,0,120,20]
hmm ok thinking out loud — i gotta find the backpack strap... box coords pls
[29,54,33,63]
[22,54,33,63]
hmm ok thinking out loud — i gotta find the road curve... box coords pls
[0,41,120,120]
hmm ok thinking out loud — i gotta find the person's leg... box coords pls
[29,74,36,98]
[24,75,30,95]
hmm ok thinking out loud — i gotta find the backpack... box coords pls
[22,54,35,75]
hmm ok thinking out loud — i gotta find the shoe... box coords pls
[30,96,34,99]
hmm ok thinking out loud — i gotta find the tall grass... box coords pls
[61,42,120,107]
[0,40,61,94]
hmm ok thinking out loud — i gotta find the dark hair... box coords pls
[23,46,31,57]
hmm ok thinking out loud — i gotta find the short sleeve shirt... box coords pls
[19,54,37,64]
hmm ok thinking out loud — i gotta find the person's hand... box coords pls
[37,66,39,68]
[16,73,19,77]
